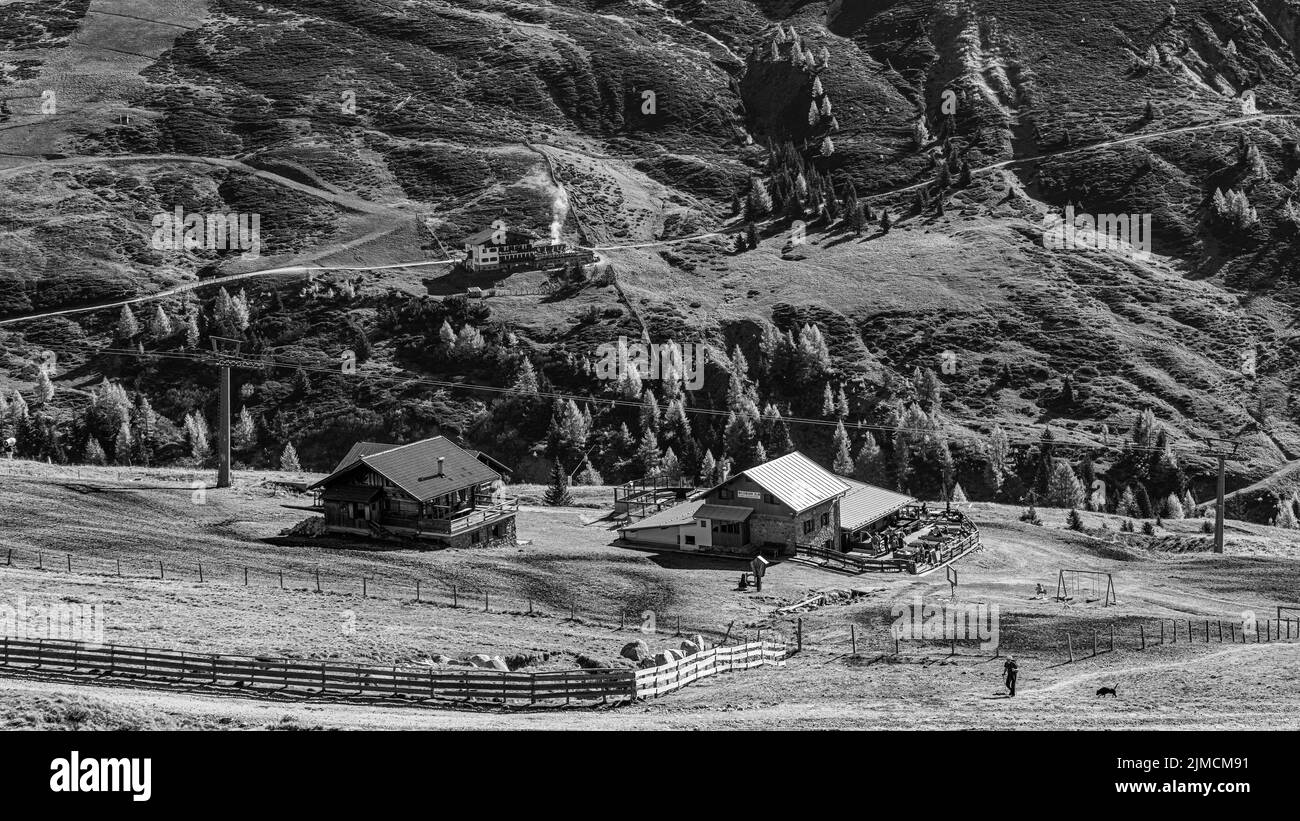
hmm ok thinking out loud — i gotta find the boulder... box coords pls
[431,654,453,665]
[468,654,509,671]
[620,640,652,663]
[637,657,658,669]
[655,649,683,666]
[679,640,700,656]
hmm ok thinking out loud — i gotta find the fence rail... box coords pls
[0,636,785,707]
[0,544,748,646]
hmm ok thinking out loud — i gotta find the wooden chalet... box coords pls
[306,437,517,548]
[615,451,979,574]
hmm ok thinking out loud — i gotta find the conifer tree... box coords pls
[280,442,301,471]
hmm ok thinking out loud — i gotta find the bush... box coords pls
[1019,504,1043,526]
[1066,508,1084,531]
[1142,521,1156,536]
[1121,519,1135,533]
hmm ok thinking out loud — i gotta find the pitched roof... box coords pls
[309,437,502,502]
[620,500,704,531]
[736,451,850,513]
[332,441,397,474]
[839,479,916,531]
[463,227,539,246]
[695,504,753,522]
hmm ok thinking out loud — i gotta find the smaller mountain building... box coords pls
[462,226,595,274]
[307,437,517,548]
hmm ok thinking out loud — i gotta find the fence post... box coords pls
[1187,619,1192,642]
[116,558,120,577]
[316,569,321,593]
[485,591,489,612]
[1204,619,1208,643]
[1218,621,1223,642]
[850,625,856,656]
[1161,620,1165,644]
[37,551,41,570]
[1140,623,1145,650]
[797,618,803,653]
[280,571,284,590]
[244,567,248,586]
[198,563,204,583]
[362,577,366,598]
[415,580,420,602]
[5,548,9,566]
[1109,623,1114,652]
[1092,629,1097,657]
[1230,622,1235,642]
[1066,633,1074,662]
[66,553,71,573]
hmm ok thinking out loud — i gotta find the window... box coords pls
[823,539,833,551]
[802,519,815,535]
[821,512,830,527]
[700,520,708,527]
[717,489,733,500]
[683,535,696,545]
[763,493,777,505]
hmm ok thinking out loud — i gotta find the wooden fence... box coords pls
[634,641,786,699]
[1061,615,1300,662]
[0,636,785,707]
[0,544,740,646]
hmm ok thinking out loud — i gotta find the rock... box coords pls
[638,657,658,669]
[692,634,706,651]
[431,654,452,664]
[468,654,509,671]
[655,649,683,666]
[679,640,700,656]
[620,640,652,663]
[575,654,609,669]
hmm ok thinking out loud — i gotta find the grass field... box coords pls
[2,460,1299,729]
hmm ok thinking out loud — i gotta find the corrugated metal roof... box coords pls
[839,479,915,530]
[309,437,502,502]
[696,504,753,522]
[740,451,849,513]
[620,500,704,531]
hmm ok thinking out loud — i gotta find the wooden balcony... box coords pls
[382,497,518,535]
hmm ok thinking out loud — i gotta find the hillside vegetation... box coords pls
[3,1,1300,522]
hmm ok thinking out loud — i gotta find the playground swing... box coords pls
[1055,569,1116,606]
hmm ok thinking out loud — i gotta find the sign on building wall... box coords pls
[736,491,761,500]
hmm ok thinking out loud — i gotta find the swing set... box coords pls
[1055,569,1117,606]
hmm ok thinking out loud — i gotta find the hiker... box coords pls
[1004,656,1019,696]
[1035,583,1047,595]
[750,555,768,592]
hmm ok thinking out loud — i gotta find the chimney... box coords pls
[437,456,445,477]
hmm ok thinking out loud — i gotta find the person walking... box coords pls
[1003,656,1019,696]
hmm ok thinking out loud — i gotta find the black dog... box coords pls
[1095,686,1117,697]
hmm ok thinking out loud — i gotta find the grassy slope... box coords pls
[2,461,1300,728]
[2,0,1300,494]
